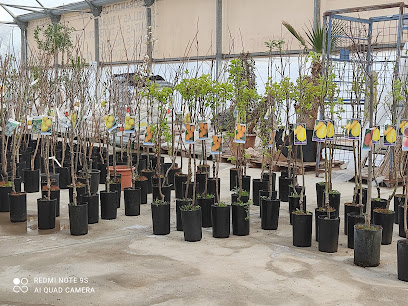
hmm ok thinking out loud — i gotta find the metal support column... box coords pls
[144,0,155,74]
[216,0,222,81]
[366,21,374,224]
[314,0,321,29]
[85,1,102,101]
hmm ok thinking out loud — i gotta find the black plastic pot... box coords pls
[347,212,365,249]
[344,203,360,235]
[37,198,56,230]
[318,216,340,253]
[253,179,268,206]
[161,162,173,176]
[134,179,148,204]
[150,156,164,172]
[288,195,306,224]
[181,207,202,242]
[40,173,60,188]
[237,175,251,193]
[152,175,165,186]
[354,225,382,267]
[151,202,170,235]
[316,183,326,208]
[176,199,192,231]
[398,205,408,238]
[212,205,230,238]
[394,194,405,224]
[69,203,88,236]
[230,168,239,191]
[17,162,26,183]
[289,185,303,197]
[108,182,121,208]
[232,203,249,236]
[298,129,316,162]
[329,192,341,218]
[136,158,147,175]
[371,198,387,220]
[141,169,154,194]
[14,177,21,193]
[261,198,280,230]
[182,181,199,199]
[100,190,118,220]
[262,172,276,191]
[197,164,210,174]
[124,188,141,216]
[0,186,12,212]
[23,169,40,193]
[231,193,249,204]
[259,190,277,218]
[279,176,292,202]
[98,163,107,185]
[41,189,60,217]
[373,209,394,245]
[315,208,337,242]
[9,192,27,222]
[207,178,220,200]
[175,173,188,199]
[397,239,408,282]
[69,185,86,205]
[197,197,214,227]
[195,173,207,195]
[355,187,368,206]
[81,194,99,224]
[259,189,277,200]
[152,184,172,203]
[168,167,181,190]
[89,169,101,194]
[292,212,312,247]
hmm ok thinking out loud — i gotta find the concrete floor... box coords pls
[0,156,407,305]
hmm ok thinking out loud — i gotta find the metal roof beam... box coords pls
[35,0,61,24]
[85,0,102,17]
[0,4,28,29]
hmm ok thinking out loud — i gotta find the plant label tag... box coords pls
[104,114,118,133]
[185,123,195,144]
[234,123,246,144]
[384,124,397,146]
[294,123,307,145]
[144,126,154,146]
[372,126,380,144]
[211,135,222,155]
[403,126,408,151]
[348,119,361,140]
[31,116,43,134]
[362,128,373,151]
[124,116,136,134]
[5,119,20,137]
[313,120,326,142]
[268,131,276,148]
[198,121,209,140]
[41,116,52,135]
[326,120,335,141]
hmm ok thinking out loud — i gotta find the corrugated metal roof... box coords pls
[12,0,129,23]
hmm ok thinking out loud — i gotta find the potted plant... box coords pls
[175,74,202,241]
[0,55,17,214]
[398,157,408,281]
[144,81,173,235]
[353,70,383,267]
[314,56,343,253]
[344,68,366,245]
[227,57,259,236]
[8,77,28,222]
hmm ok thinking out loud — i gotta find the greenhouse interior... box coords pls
[0,0,408,305]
